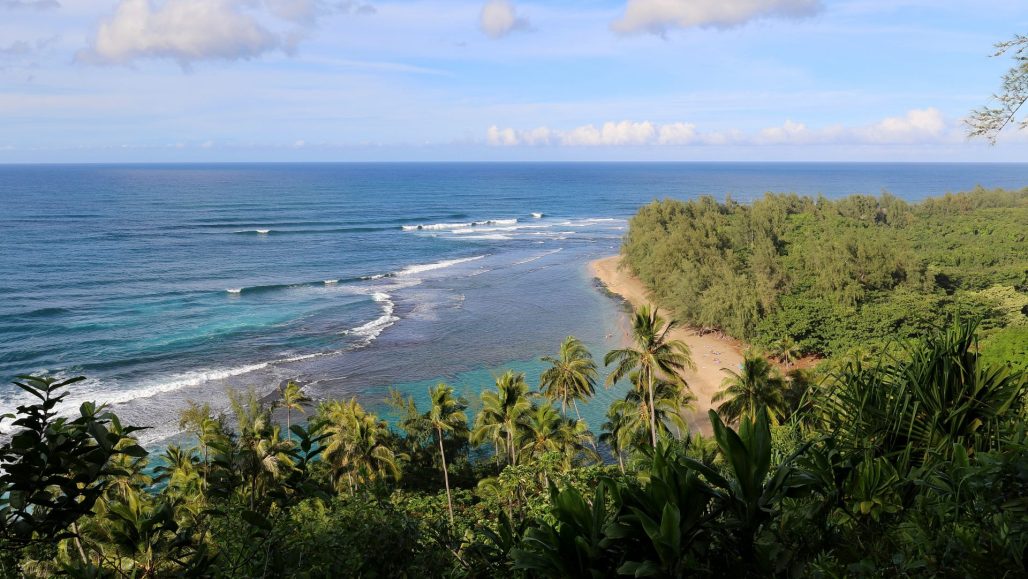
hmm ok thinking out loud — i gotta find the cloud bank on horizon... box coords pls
[0,0,1026,161]
[488,109,949,147]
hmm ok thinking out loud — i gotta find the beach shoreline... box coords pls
[590,255,745,436]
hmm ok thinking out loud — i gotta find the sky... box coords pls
[1,0,1027,162]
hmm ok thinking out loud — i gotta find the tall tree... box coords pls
[319,399,400,493]
[605,305,694,448]
[277,381,311,432]
[600,402,635,473]
[518,402,598,467]
[229,388,294,509]
[712,351,788,425]
[427,383,468,524]
[772,337,801,368]
[539,336,599,418]
[601,371,694,470]
[178,401,225,493]
[471,371,533,466]
[967,34,1028,143]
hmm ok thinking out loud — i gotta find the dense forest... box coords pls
[621,187,1028,362]
[0,314,1025,577]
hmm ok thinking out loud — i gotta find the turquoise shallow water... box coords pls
[2,162,1027,444]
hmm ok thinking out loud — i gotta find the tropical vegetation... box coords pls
[0,316,1023,577]
[621,187,1028,360]
[0,188,1025,576]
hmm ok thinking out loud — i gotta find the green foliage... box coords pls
[605,305,694,448]
[471,370,534,467]
[539,336,599,419]
[1,320,1025,577]
[712,351,788,425]
[622,188,1028,359]
[981,324,1028,372]
[0,376,148,545]
[210,496,450,578]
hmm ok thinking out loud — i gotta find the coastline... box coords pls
[590,255,744,436]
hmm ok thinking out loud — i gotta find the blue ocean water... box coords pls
[2,162,1027,444]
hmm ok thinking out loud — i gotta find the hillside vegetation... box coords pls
[1,320,1025,577]
[621,187,1028,358]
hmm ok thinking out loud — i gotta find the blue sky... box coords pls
[1,0,1027,162]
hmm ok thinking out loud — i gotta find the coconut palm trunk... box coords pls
[507,428,516,465]
[647,367,658,448]
[437,426,454,525]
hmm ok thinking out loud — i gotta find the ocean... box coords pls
[2,162,1028,445]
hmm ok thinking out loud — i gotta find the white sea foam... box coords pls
[513,248,563,265]
[531,212,544,218]
[402,218,517,232]
[460,234,512,241]
[256,229,271,234]
[450,224,549,235]
[401,222,470,231]
[396,255,485,276]
[226,288,242,294]
[342,292,398,342]
[324,279,339,285]
[279,352,329,363]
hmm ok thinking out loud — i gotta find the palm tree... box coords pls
[773,337,801,368]
[471,370,533,466]
[101,422,152,504]
[229,389,295,509]
[427,383,468,524]
[277,381,311,432]
[540,336,599,419]
[624,373,693,437]
[605,305,694,448]
[712,351,788,425]
[518,402,598,467]
[319,399,400,493]
[601,371,694,469]
[154,446,202,502]
[600,402,635,473]
[179,401,225,492]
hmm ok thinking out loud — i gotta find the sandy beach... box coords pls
[591,255,745,435]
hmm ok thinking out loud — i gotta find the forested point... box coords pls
[621,187,1028,364]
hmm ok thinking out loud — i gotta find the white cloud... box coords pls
[81,0,280,65]
[489,121,660,146]
[658,122,697,144]
[857,107,945,143]
[479,0,529,39]
[79,0,374,66]
[0,0,60,9]
[612,0,822,35]
[487,109,952,147]
[562,121,656,146]
[487,125,519,145]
